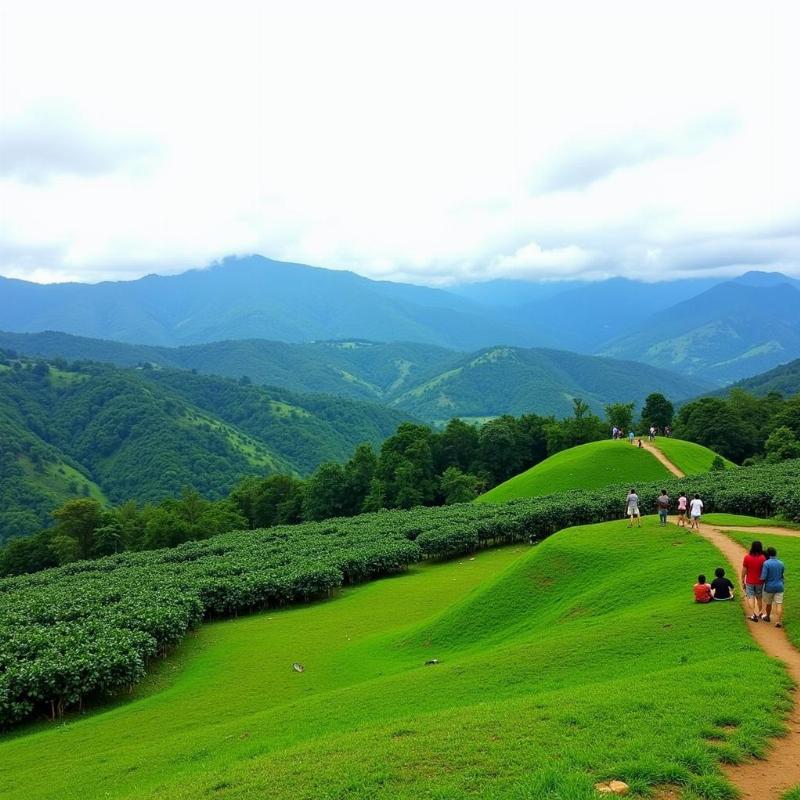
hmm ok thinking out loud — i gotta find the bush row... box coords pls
[1,458,799,728]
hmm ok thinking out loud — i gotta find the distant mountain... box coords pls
[0,255,548,350]
[385,346,705,422]
[718,357,800,398]
[0,331,704,422]
[0,356,410,542]
[602,277,800,385]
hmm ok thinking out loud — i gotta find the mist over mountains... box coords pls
[1,255,799,385]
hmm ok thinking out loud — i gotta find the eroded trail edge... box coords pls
[640,440,685,478]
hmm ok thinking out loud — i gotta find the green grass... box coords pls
[0,518,791,800]
[703,513,799,529]
[477,440,672,503]
[723,527,799,651]
[650,438,735,475]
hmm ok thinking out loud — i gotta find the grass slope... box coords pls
[0,518,790,800]
[477,440,672,503]
[651,438,736,475]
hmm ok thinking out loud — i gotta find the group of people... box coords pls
[694,541,786,628]
[625,488,703,529]
[619,464,788,629]
[611,425,671,442]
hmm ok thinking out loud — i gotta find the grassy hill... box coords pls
[477,440,673,503]
[0,358,410,542]
[0,518,788,799]
[476,438,732,503]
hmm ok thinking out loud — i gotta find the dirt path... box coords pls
[695,522,800,799]
[713,525,800,539]
[639,440,685,478]
[642,443,800,796]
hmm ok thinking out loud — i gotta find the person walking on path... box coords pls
[628,430,635,445]
[656,489,670,526]
[761,546,786,628]
[689,493,704,530]
[677,492,688,527]
[626,488,641,528]
[741,540,766,622]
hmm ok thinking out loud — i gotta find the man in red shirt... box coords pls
[741,540,766,622]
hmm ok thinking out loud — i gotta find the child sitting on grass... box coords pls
[710,567,735,601]
[693,574,713,604]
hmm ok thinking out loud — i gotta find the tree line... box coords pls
[3,389,799,578]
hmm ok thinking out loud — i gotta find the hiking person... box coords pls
[626,488,640,527]
[628,430,635,445]
[693,574,713,603]
[760,546,785,627]
[677,492,688,527]
[741,540,766,622]
[649,426,656,441]
[710,567,734,600]
[689,494,703,530]
[612,426,618,440]
[637,438,643,448]
[656,489,670,526]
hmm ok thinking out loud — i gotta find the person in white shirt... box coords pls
[689,494,704,530]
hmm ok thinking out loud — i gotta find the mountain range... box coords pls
[0,331,705,420]
[2,257,799,384]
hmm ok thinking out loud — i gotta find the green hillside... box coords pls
[0,518,788,800]
[0,358,410,541]
[650,437,736,474]
[719,356,800,398]
[0,331,704,421]
[477,440,672,503]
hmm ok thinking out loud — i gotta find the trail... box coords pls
[639,440,685,477]
[713,525,800,539]
[646,441,800,798]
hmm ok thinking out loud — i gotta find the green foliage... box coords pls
[639,392,674,430]
[1,457,798,729]
[605,401,635,431]
[676,391,800,464]
[765,426,800,462]
[439,466,482,504]
[0,519,790,800]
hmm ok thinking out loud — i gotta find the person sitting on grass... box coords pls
[761,546,786,628]
[693,574,713,604]
[741,540,766,622]
[710,567,734,601]
[625,488,640,528]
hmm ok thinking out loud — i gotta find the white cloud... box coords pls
[0,0,797,285]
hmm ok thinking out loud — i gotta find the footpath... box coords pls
[643,440,800,799]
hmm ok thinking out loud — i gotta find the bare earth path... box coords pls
[643,440,800,797]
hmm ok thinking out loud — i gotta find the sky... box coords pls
[0,1,798,287]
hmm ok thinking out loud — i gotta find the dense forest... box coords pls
[0,354,409,543]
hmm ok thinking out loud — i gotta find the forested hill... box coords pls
[0,356,410,543]
[717,357,800,398]
[0,332,703,420]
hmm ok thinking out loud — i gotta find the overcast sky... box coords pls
[0,1,797,286]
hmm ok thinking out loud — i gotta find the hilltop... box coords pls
[478,438,731,503]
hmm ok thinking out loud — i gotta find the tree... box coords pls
[439,467,482,504]
[673,398,752,463]
[572,398,591,420]
[639,393,674,430]
[605,402,635,432]
[302,463,348,521]
[764,426,800,463]
[434,418,479,473]
[342,444,377,516]
[51,498,104,559]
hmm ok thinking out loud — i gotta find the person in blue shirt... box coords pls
[760,546,786,628]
